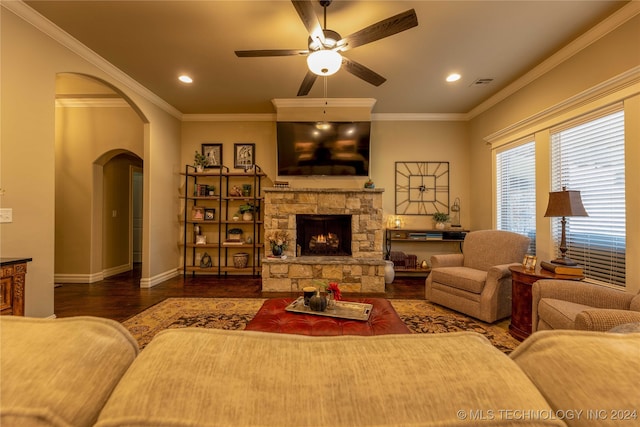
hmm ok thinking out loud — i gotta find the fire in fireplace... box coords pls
[296,214,352,256]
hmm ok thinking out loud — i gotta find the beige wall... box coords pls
[181,119,470,264]
[55,103,144,279]
[468,14,640,293]
[1,7,181,316]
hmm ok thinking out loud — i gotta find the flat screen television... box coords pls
[276,121,370,176]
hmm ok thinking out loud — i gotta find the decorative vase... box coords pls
[309,291,327,312]
[233,253,249,269]
[435,222,446,230]
[242,212,253,221]
[271,245,283,257]
[326,291,336,309]
[196,165,204,173]
[384,260,395,284]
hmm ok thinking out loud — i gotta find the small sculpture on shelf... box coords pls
[200,252,212,268]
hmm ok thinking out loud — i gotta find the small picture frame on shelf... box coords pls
[202,143,222,169]
[204,208,216,221]
[234,143,255,169]
[191,206,204,221]
[522,255,537,270]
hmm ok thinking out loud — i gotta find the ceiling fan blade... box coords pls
[342,57,386,87]
[235,49,308,57]
[297,70,318,96]
[291,0,326,46]
[337,9,418,52]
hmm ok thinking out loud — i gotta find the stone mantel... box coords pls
[264,187,384,194]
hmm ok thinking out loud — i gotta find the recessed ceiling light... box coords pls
[178,75,193,84]
[446,73,461,83]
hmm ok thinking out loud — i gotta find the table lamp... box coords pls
[544,187,588,265]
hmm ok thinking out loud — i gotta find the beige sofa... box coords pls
[532,279,640,332]
[1,316,639,427]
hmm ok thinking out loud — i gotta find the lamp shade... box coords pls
[544,189,588,218]
[307,50,342,76]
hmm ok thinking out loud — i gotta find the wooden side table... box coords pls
[508,264,583,341]
[1,258,32,316]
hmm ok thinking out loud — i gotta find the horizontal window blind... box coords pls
[550,107,625,286]
[496,140,536,254]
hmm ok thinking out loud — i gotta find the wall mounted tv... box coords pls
[276,121,371,176]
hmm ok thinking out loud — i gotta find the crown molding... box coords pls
[55,98,130,108]
[271,98,377,110]
[372,113,468,122]
[182,114,276,122]
[3,0,182,120]
[468,1,640,120]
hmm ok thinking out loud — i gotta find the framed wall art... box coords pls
[191,206,204,221]
[395,161,450,215]
[204,208,216,221]
[202,143,222,168]
[234,143,255,169]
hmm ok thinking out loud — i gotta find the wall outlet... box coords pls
[0,208,13,223]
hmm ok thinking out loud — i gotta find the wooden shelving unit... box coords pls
[180,165,266,277]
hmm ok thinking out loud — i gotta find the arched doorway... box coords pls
[55,73,147,283]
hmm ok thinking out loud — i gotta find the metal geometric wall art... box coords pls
[395,161,450,215]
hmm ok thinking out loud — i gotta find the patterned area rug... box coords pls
[122,297,520,353]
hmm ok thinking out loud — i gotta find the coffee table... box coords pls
[245,298,411,336]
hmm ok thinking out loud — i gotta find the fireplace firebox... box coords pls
[296,214,352,256]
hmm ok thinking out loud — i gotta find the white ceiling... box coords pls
[22,0,630,115]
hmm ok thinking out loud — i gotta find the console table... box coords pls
[1,258,32,316]
[508,264,584,341]
[384,228,468,272]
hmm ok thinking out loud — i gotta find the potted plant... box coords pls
[238,202,258,220]
[433,212,449,230]
[194,151,207,172]
[265,230,289,257]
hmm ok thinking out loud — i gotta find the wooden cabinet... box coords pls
[181,165,266,276]
[508,265,584,341]
[384,229,468,273]
[1,258,32,316]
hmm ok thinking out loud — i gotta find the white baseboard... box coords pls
[103,263,132,278]
[140,268,179,288]
[54,272,104,284]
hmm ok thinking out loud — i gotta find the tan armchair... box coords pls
[425,229,530,323]
[532,279,640,332]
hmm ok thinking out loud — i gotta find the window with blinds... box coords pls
[550,106,625,286]
[496,140,536,254]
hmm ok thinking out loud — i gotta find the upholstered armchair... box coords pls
[532,279,640,332]
[425,229,530,323]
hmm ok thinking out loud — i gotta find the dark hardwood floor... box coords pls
[54,264,427,322]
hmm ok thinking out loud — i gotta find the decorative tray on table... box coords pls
[285,297,372,321]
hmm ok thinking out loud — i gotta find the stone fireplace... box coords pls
[296,214,352,256]
[262,188,385,293]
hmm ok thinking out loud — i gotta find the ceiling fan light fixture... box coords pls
[307,50,342,76]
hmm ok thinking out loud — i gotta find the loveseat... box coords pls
[1,316,639,427]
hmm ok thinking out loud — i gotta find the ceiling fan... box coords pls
[234,0,418,96]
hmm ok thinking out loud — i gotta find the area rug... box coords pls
[122,297,520,353]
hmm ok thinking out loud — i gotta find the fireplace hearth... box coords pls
[296,214,352,256]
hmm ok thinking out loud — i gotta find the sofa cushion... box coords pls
[0,316,139,427]
[511,330,640,427]
[96,329,561,427]
[431,266,487,294]
[537,298,593,329]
